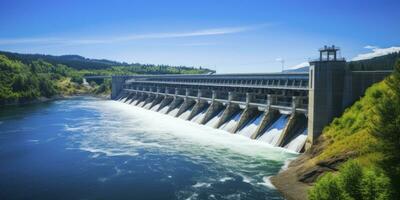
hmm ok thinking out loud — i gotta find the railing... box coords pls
[122,88,308,113]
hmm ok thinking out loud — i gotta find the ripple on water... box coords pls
[62,99,297,199]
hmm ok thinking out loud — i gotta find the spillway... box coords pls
[237,113,263,138]
[159,105,170,114]
[130,99,139,105]
[114,90,308,152]
[179,109,192,119]
[137,101,146,107]
[257,115,289,146]
[220,111,243,132]
[150,102,161,111]
[143,102,152,109]
[191,109,207,124]
[206,110,224,127]
[284,129,307,152]
[168,107,179,116]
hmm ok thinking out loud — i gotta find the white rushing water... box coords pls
[143,102,152,109]
[179,109,192,119]
[284,129,308,153]
[137,101,146,107]
[220,111,243,132]
[257,115,289,146]
[68,99,296,159]
[191,107,209,124]
[150,102,161,111]
[61,98,299,199]
[237,113,263,138]
[205,110,224,127]
[130,99,139,105]
[168,107,179,117]
[159,105,170,114]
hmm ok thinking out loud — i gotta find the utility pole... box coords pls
[276,58,285,72]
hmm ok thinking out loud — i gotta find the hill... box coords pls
[0,51,213,105]
[0,50,215,74]
[272,61,400,200]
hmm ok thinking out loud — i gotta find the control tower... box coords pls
[307,45,346,148]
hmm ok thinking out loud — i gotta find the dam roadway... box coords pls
[104,46,392,153]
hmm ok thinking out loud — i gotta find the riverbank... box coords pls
[0,92,110,107]
[271,154,311,200]
[0,96,292,200]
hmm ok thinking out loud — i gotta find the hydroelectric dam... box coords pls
[107,46,391,153]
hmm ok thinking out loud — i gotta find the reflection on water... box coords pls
[0,97,297,200]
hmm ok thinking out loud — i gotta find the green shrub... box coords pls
[309,173,352,200]
[361,169,391,200]
[339,161,363,200]
[309,161,393,200]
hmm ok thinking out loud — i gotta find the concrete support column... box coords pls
[174,88,178,99]
[251,108,279,139]
[157,96,173,112]
[233,106,259,133]
[188,100,208,121]
[292,96,297,112]
[216,104,240,129]
[197,89,202,101]
[277,114,307,148]
[212,90,217,102]
[267,94,271,106]
[228,92,233,102]
[246,92,253,106]
[156,87,160,97]
[185,88,190,98]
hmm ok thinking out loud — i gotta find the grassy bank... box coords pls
[272,61,400,200]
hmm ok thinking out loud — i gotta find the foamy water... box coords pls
[0,97,297,200]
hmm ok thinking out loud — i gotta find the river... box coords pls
[0,97,297,200]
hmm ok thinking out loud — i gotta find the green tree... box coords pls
[309,173,352,200]
[339,161,363,200]
[361,169,392,200]
[372,60,400,196]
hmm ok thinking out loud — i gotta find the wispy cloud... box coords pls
[363,45,378,50]
[352,46,400,61]
[288,61,309,69]
[179,42,216,46]
[0,24,269,46]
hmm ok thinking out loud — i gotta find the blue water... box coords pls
[0,97,296,200]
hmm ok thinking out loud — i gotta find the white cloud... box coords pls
[364,45,378,50]
[352,46,400,61]
[288,61,309,69]
[179,42,216,46]
[0,24,269,46]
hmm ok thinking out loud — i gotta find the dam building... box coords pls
[109,46,391,153]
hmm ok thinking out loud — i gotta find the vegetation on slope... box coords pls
[0,50,215,74]
[0,51,212,105]
[308,61,400,199]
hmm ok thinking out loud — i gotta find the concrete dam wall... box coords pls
[115,90,308,153]
[110,46,393,153]
[112,73,310,153]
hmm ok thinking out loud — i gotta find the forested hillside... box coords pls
[274,60,400,200]
[0,51,213,105]
[0,51,214,74]
[307,61,400,199]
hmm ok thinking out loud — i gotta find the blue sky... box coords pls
[0,0,399,73]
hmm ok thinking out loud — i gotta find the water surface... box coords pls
[0,97,297,200]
